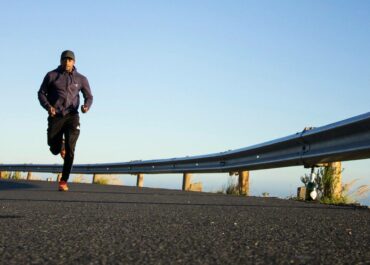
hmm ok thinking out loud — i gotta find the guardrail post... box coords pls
[92,174,98,184]
[329,162,342,199]
[27,172,32,180]
[238,170,250,196]
[137,174,144,188]
[182,173,192,191]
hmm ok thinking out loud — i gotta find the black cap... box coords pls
[61,50,75,60]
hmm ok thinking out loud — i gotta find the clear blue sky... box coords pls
[0,1,369,202]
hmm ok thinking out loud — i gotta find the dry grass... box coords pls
[93,175,122,185]
[342,179,369,202]
[0,171,22,180]
[94,177,109,185]
[321,178,369,205]
[219,176,243,195]
[72,174,87,183]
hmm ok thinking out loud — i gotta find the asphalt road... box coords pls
[0,179,369,265]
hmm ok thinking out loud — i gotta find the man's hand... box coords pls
[81,105,89,113]
[48,106,56,117]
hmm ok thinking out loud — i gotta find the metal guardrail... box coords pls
[1,112,370,175]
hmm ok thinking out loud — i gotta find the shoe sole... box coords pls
[58,187,69,191]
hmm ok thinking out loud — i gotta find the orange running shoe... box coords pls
[58,181,69,191]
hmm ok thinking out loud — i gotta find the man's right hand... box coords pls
[48,106,56,117]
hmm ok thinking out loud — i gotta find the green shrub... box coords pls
[301,166,343,202]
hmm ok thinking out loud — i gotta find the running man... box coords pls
[38,50,93,191]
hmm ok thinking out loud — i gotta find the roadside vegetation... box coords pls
[72,174,87,183]
[94,176,110,185]
[222,176,240,195]
[0,172,123,186]
[0,171,22,180]
[93,175,122,185]
[301,166,369,205]
[218,175,249,196]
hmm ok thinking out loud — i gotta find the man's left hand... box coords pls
[81,105,89,113]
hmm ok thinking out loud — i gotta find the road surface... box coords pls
[0,179,369,264]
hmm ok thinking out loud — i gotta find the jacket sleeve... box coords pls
[81,76,93,109]
[38,73,52,111]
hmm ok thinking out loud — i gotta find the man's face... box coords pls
[60,57,75,72]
